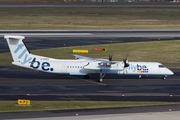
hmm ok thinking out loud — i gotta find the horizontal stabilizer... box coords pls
[4,35,25,40]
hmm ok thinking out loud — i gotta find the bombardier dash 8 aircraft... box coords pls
[5,35,174,82]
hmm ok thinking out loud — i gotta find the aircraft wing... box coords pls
[73,54,119,65]
[74,54,98,61]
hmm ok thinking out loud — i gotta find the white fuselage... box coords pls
[13,54,174,77]
[5,35,174,82]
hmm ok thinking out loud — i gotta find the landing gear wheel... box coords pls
[99,78,103,83]
[162,76,166,80]
[139,75,141,79]
[84,75,89,79]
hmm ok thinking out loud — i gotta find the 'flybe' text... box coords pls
[14,43,32,65]
[128,64,148,73]
[14,43,53,71]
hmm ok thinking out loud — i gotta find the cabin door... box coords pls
[61,64,67,73]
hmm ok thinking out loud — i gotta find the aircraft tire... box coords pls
[99,79,103,82]
[162,76,166,80]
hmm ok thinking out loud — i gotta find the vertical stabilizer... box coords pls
[4,35,32,65]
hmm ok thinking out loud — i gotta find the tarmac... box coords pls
[1,104,180,120]
[9,111,180,120]
[0,67,180,101]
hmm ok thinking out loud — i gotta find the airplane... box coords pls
[4,35,174,82]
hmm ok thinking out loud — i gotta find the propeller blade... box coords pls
[123,55,129,68]
[109,54,113,61]
[125,62,129,67]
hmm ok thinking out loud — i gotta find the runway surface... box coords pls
[1,30,180,38]
[1,30,180,53]
[1,37,180,54]
[1,105,180,120]
[0,66,180,119]
[0,66,179,101]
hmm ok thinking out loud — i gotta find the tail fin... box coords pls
[4,35,32,65]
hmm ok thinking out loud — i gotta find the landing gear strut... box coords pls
[99,71,106,82]
[84,75,89,79]
[162,75,167,80]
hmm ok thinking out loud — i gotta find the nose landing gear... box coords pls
[162,76,166,80]
[162,75,167,80]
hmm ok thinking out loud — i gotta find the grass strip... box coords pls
[0,7,180,29]
[0,101,180,113]
[0,40,180,68]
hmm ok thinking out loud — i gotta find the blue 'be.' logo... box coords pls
[137,64,148,73]
[30,58,54,71]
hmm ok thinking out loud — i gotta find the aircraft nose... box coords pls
[167,69,174,75]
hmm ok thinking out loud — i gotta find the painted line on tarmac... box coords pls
[104,79,179,81]
[1,33,93,36]
[0,79,73,82]
[67,75,106,86]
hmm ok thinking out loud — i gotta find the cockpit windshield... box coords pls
[159,65,165,68]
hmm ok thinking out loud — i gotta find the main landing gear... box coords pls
[99,71,106,82]
[84,71,106,82]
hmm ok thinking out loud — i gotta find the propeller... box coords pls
[109,54,113,61]
[123,55,129,68]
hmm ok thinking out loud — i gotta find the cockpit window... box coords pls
[159,65,165,68]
